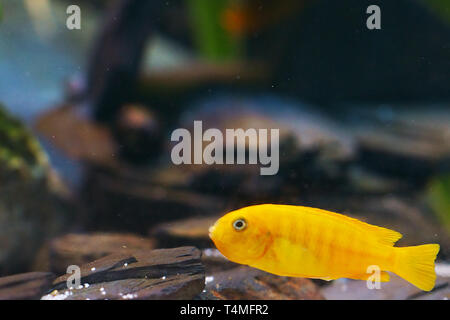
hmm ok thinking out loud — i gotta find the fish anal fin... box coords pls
[349,271,390,282]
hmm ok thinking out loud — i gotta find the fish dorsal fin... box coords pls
[297,206,403,246]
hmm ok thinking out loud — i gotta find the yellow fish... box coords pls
[208,204,440,291]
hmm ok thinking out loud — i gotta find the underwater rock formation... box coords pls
[0,272,55,300]
[41,233,155,275]
[46,246,205,300]
[0,105,69,275]
[199,266,324,300]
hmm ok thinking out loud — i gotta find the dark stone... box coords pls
[81,164,226,232]
[0,272,55,300]
[199,266,323,300]
[113,104,164,164]
[201,249,239,274]
[46,233,155,275]
[355,108,450,185]
[48,246,205,300]
[177,97,355,196]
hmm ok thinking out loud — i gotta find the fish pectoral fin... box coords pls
[318,277,334,281]
[349,271,390,282]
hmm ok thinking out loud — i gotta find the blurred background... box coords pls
[0,0,449,300]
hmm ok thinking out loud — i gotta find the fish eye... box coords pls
[232,218,247,231]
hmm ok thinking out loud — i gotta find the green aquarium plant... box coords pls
[427,174,450,233]
[421,0,450,25]
[187,0,242,61]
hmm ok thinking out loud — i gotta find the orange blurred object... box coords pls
[222,0,313,36]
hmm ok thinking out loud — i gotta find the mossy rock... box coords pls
[0,107,50,180]
[0,105,68,275]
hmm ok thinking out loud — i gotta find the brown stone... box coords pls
[47,233,155,275]
[47,246,204,300]
[201,249,239,274]
[200,266,323,300]
[0,272,55,300]
[35,104,117,165]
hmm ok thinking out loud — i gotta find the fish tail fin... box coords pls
[394,244,440,291]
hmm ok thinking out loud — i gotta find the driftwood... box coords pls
[85,0,269,123]
[86,0,156,122]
